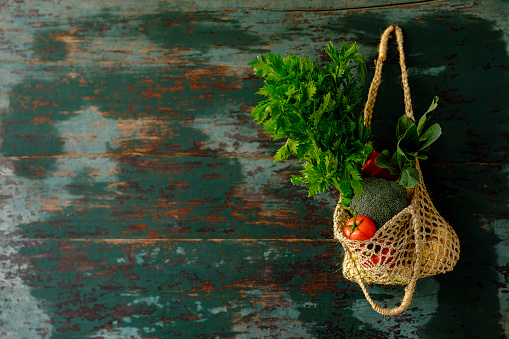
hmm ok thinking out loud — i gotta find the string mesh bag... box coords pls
[333,25,460,316]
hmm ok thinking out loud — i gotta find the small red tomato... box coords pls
[343,216,377,241]
[364,247,397,268]
[370,248,391,265]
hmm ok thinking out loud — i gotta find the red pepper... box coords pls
[362,152,397,180]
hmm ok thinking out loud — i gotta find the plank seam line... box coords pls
[0,58,255,70]
[1,153,507,166]
[1,151,278,161]
[19,238,339,243]
[200,0,449,13]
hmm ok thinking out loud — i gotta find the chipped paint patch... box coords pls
[232,290,314,339]
[407,65,447,76]
[0,175,54,337]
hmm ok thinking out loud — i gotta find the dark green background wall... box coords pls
[0,0,507,338]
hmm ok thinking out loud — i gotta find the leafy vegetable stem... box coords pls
[307,130,321,152]
[375,96,442,188]
[291,104,322,151]
[342,206,358,218]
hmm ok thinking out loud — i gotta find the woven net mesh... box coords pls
[333,162,460,286]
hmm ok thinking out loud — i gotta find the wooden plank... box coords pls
[1,63,267,158]
[1,4,507,162]
[0,1,505,65]
[2,155,506,241]
[5,240,345,338]
[1,237,504,338]
[0,154,336,240]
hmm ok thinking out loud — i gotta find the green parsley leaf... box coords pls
[249,42,372,198]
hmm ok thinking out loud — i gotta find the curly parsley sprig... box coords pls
[249,42,373,205]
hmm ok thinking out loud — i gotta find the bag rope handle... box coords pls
[363,25,414,127]
[340,25,423,315]
[342,208,423,315]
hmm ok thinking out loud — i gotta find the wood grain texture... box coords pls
[0,0,508,338]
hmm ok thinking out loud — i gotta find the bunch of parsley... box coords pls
[249,42,373,205]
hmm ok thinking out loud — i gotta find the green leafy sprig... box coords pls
[249,42,373,204]
[375,96,442,188]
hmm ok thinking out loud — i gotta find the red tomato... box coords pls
[343,216,377,241]
[363,246,397,268]
[370,247,393,265]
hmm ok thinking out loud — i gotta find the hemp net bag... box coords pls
[333,25,460,315]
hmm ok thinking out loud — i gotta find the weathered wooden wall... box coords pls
[0,0,507,338]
